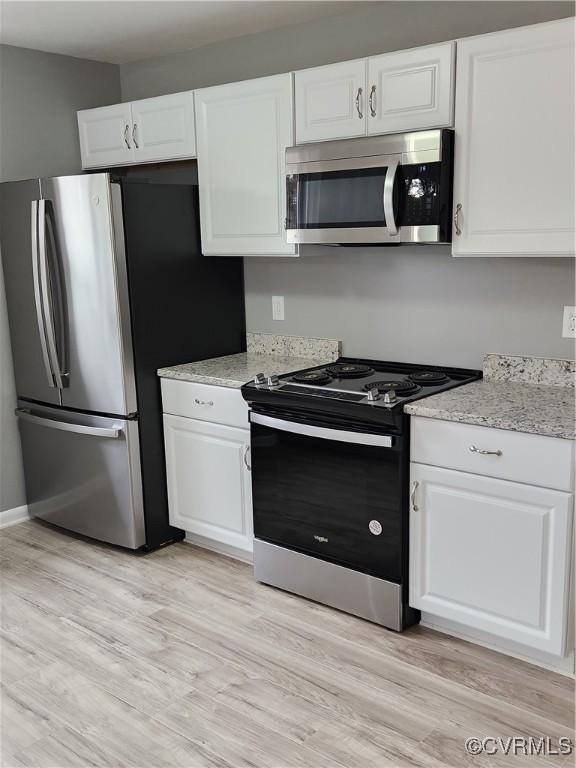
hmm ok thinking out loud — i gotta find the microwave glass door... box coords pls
[250,414,404,582]
[286,153,402,244]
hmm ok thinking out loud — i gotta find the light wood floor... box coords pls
[1,521,574,768]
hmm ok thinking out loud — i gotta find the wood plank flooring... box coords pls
[1,521,574,767]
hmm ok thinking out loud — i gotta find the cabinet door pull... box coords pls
[469,445,502,457]
[369,85,377,117]
[124,124,131,149]
[194,398,214,406]
[411,481,419,512]
[244,445,251,471]
[355,87,363,119]
[132,123,139,149]
[453,203,462,236]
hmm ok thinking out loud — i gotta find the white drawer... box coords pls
[161,378,248,429]
[411,416,574,492]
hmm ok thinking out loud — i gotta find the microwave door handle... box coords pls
[383,159,399,236]
[250,412,393,448]
[37,200,65,389]
[31,201,55,387]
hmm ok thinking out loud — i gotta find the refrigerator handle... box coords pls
[37,200,66,389]
[31,200,56,387]
[15,408,121,439]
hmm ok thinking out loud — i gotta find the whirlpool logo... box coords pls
[314,535,329,543]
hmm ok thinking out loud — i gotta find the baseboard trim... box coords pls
[0,504,30,529]
[184,532,253,564]
[421,612,575,677]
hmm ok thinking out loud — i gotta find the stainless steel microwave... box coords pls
[285,129,454,245]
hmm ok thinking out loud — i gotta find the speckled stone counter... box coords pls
[158,334,340,389]
[405,354,575,440]
[158,351,335,389]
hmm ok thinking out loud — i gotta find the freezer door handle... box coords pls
[31,200,55,387]
[15,408,122,438]
[37,200,66,389]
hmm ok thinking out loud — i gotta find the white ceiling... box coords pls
[0,0,367,64]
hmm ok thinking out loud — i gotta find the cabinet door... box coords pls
[367,42,454,135]
[409,463,573,656]
[452,19,575,256]
[163,414,253,553]
[131,92,196,164]
[77,103,134,168]
[195,74,296,256]
[294,59,367,143]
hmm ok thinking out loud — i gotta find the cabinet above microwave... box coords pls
[285,129,454,246]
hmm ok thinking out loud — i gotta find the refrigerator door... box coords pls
[40,174,136,416]
[0,179,61,405]
[16,401,145,549]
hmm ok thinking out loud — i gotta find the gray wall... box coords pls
[245,249,575,368]
[121,1,576,368]
[0,45,120,514]
[120,1,574,98]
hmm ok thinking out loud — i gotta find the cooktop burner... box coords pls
[408,371,450,386]
[364,380,422,396]
[325,363,374,379]
[291,370,333,385]
[243,357,483,426]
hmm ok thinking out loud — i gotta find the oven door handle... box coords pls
[250,413,393,448]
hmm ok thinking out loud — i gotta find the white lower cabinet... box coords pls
[409,461,573,656]
[163,414,253,555]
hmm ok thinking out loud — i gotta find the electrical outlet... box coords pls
[562,306,576,338]
[272,295,285,321]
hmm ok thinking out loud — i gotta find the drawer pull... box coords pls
[244,445,251,471]
[469,445,502,457]
[194,398,214,406]
[411,480,419,512]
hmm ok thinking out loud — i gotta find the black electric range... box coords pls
[241,357,481,632]
[242,357,481,431]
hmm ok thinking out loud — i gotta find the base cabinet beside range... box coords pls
[409,417,574,658]
[161,378,253,557]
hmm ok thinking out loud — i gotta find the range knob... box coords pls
[383,390,397,405]
[267,375,280,388]
[253,373,266,385]
[366,388,380,402]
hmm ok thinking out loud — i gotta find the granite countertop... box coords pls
[158,351,334,389]
[158,333,341,389]
[405,354,575,440]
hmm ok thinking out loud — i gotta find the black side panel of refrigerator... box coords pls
[120,182,246,550]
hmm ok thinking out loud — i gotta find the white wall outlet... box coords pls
[272,295,285,321]
[562,306,576,338]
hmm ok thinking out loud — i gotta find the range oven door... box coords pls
[249,411,405,583]
[286,152,402,245]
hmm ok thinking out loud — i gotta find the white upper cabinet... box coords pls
[130,92,196,164]
[367,42,455,135]
[452,19,575,256]
[78,103,134,168]
[77,92,196,169]
[293,43,455,144]
[294,59,367,143]
[195,74,296,257]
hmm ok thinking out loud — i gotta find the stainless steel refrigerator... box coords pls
[0,173,245,550]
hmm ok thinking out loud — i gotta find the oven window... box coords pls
[250,420,403,582]
[287,168,389,229]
